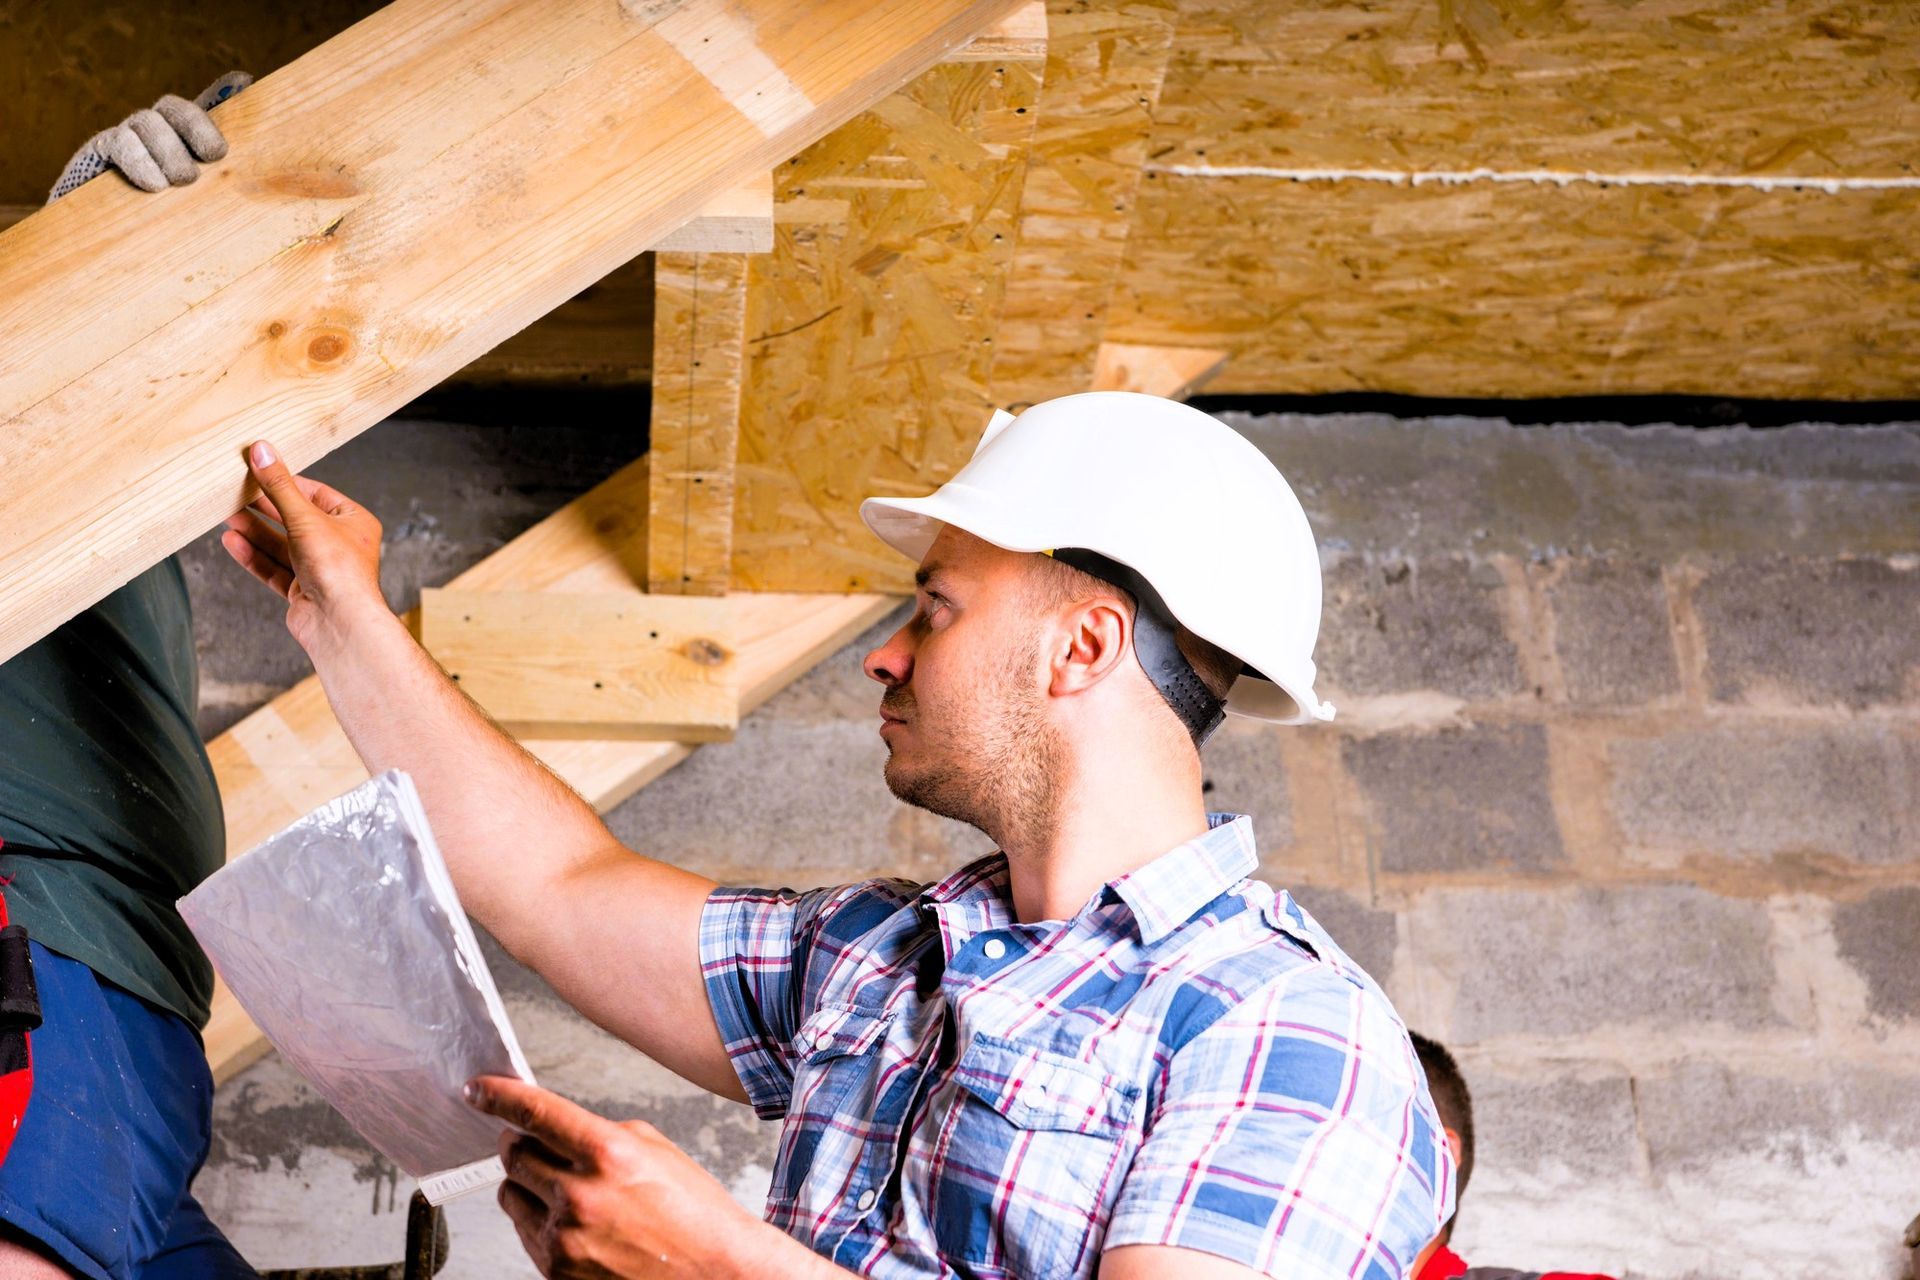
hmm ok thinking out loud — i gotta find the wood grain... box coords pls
[648,251,754,594]
[730,48,1046,593]
[1109,173,1920,399]
[0,0,1022,664]
[419,589,738,740]
[989,0,1177,410]
[1152,0,1920,178]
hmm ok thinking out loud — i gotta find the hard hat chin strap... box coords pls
[1049,549,1226,748]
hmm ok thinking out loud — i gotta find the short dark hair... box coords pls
[1409,1031,1474,1240]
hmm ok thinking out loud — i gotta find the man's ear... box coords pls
[1444,1126,1463,1165]
[1048,595,1131,699]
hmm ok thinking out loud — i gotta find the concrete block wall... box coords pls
[184,412,1920,1279]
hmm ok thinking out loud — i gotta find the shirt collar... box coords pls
[918,853,1014,959]
[916,815,1259,954]
[1105,814,1258,945]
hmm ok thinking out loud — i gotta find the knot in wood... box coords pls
[684,637,730,667]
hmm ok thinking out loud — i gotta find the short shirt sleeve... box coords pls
[1104,970,1455,1280]
[698,878,918,1120]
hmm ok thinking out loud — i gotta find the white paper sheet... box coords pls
[180,770,534,1203]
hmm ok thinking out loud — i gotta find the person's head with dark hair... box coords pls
[1410,1031,1475,1245]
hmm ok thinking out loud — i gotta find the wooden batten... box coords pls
[988,0,1178,410]
[647,250,754,595]
[202,453,898,1081]
[729,32,1048,594]
[418,588,738,740]
[1090,341,1227,400]
[0,0,1025,665]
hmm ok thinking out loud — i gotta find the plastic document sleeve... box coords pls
[179,770,535,1204]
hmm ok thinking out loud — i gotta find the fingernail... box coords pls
[250,441,276,468]
[463,1082,479,1105]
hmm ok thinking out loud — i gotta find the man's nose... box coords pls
[864,626,913,686]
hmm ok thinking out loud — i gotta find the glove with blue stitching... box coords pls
[48,71,252,204]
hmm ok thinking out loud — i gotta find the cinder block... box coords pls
[603,717,991,886]
[1467,1070,1641,1181]
[1634,1060,1920,1174]
[1317,557,1525,702]
[1344,724,1565,874]
[1423,886,1779,1040]
[1200,718,1294,851]
[1541,557,1681,705]
[1693,557,1920,709]
[1288,886,1396,987]
[1833,887,1920,1021]
[1609,723,1916,865]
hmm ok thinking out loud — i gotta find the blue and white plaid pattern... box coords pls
[700,816,1454,1279]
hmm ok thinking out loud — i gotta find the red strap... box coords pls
[1416,1245,1469,1280]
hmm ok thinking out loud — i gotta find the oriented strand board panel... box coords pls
[419,589,738,740]
[1109,174,1920,399]
[203,453,899,1081]
[1152,0,1920,177]
[989,0,1177,409]
[0,0,1022,666]
[729,49,1046,593]
[648,251,754,594]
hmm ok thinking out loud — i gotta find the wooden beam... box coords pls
[1089,341,1226,400]
[647,251,753,594]
[730,23,1048,593]
[0,175,775,253]
[0,0,1022,666]
[203,453,899,1082]
[417,589,738,740]
[988,0,1178,409]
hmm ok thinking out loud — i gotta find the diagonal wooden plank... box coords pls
[0,0,1020,665]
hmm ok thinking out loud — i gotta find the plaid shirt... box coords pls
[700,815,1454,1279]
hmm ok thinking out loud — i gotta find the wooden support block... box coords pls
[1090,341,1227,400]
[988,0,1178,409]
[0,0,1023,666]
[654,173,776,254]
[731,32,1047,593]
[202,453,899,1082]
[647,251,753,594]
[952,0,1048,59]
[419,589,737,740]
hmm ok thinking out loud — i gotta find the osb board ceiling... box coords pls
[1114,177,1920,399]
[730,53,1045,593]
[1105,0,1920,399]
[1148,0,1918,175]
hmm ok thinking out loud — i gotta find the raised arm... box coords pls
[222,441,742,1101]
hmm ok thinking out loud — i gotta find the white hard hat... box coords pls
[859,391,1334,729]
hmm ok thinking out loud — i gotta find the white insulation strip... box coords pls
[1148,163,1920,194]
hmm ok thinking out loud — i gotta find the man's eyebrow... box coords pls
[914,563,946,590]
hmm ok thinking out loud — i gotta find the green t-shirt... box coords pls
[0,555,224,1028]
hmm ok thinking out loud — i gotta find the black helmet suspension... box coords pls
[1048,548,1227,747]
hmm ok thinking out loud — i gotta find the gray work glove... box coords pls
[47,71,252,204]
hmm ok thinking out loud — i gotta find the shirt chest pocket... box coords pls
[930,1034,1142,1280]
[777,1004,894,1198]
